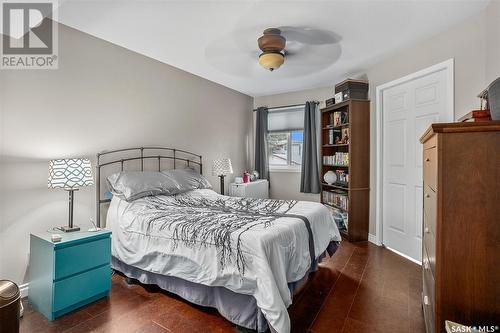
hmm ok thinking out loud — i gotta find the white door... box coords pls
[381,63,453,262]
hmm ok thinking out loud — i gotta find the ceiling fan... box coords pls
[205,26,341,77]
[257,28,286,71]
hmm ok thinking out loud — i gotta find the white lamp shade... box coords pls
[48,158,94,189]
[212,158,233,176]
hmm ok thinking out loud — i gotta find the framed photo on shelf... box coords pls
[341,128,349,144]
[334,92,343,104]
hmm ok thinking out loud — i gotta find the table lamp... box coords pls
[212,158,233,195]
[48,158,94,232]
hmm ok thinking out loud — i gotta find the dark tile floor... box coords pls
[20,241,425,333]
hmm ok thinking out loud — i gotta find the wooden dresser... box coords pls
[419,122,500,333]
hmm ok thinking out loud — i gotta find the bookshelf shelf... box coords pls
[322,183,350,191]
[322,144,349,148]
[322,123,349,130]
[323,202,348,212]
[320,99,370,242]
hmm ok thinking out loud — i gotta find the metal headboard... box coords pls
[95,146,202,227]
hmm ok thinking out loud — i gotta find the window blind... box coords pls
[267,105,305,132]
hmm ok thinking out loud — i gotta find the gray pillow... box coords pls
[107,171,178,201]
[162,168,212,192]
[107,169,211,202]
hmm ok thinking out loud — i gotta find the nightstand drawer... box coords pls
[229,180,269,199]
[53,265,111,312]
[29,230,111,320]
[54,237,111,280]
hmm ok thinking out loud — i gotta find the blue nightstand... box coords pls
[28,230,112,320]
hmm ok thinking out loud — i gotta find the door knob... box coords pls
[425,227,430,233]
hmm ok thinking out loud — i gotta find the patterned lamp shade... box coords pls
[212,158,233,176]
[48,158,94,189]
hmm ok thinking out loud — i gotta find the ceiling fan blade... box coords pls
[280,26,342,46]
[206,41,271,77]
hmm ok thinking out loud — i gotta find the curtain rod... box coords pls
[253,101,319,112]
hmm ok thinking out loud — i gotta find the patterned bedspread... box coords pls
[107,189,341,333]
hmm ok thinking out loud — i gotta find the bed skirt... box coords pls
[111,242,338,332]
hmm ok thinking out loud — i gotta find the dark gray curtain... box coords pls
[300,101,320,193]
[254,107,269,182]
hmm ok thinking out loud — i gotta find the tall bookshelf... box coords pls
[320,99,370,242]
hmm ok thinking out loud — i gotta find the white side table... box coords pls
[229,179,269,199]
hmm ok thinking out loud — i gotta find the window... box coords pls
[268,131,303,168]
[266,105,305,170]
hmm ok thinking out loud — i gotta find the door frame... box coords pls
[374,59,455,254]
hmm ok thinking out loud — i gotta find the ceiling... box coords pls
[55,0,489,97]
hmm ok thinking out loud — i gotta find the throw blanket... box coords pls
[107,189,341,333]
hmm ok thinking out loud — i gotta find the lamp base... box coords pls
[219,175,225,195]
[58,225,81,233]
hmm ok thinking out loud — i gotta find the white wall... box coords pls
[0,23,253,285]
[254,5,493,236]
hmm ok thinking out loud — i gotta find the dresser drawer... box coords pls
[423,239,436,333]
[422,246,434,279]
[53,265,111,312]
[423,280,435,333]
[423,246,435,302]
[423,146,438,192]
[423,214,436,276]
[423,186,437,235]
[54,237,111,281]
[423,255,436,333]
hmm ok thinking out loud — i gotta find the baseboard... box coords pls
[385,246,422,265]
[368,233,380,245]
[19,283,29,298]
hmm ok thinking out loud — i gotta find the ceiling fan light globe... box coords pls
[259,52,284,71]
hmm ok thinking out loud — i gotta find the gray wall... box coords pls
[0,24,253,286]
[254,3,496,236]
[486,0,500,83]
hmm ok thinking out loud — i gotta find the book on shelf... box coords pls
[329,111,349,127]
[328,129,342,144]
[325,205,348,232]
[335,170,349,184]
[334,112,341,126]
[323,152,349,166]
[322,190,349,210]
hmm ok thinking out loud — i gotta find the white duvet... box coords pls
[106,189,340,333]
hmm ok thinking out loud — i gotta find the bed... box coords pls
[96,147,341,333]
